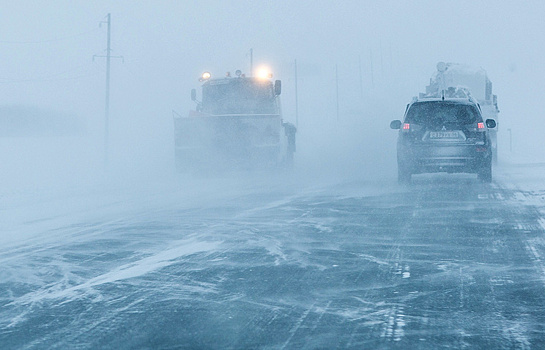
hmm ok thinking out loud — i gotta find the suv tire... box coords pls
[398,165,412,184]
[478,161,492,183]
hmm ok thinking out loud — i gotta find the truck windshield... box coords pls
[202,79,277,115]
[406,102,481,126]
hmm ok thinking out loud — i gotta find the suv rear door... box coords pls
[402,101,485,145]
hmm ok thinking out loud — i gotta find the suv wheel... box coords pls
[478,161,492,183]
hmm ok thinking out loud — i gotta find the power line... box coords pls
[0,25,103,84]
[0,64,102,84]
[0,28,100,44]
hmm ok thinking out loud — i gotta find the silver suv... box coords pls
[390,98,497,183]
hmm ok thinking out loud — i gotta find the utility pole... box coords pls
[335,64,339,121]
[358,55,363,100]
[250,48,253,76]
[369,49,374,88]
[294,59,299,128]
[380,42,384,78]
[94,13,123,169]
[103,13,111,169]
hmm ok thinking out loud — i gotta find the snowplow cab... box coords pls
[199,76,279,115]
[174,71,295,172]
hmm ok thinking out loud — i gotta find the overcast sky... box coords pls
[0,1,543,171]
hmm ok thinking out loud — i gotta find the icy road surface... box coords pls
[2,164,545,349]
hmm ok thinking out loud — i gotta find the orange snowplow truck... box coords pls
[174,70,296,172]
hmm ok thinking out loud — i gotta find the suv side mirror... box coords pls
[274,80,281,95]
[390,120,402,129]
[191,89,197,101]
[485,119,496,129]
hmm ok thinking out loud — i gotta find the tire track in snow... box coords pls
[280,303,315,350]
[7,238,220,307]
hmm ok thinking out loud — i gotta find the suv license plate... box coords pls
[429,131,460,139]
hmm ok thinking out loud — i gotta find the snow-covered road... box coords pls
[2,157,545,349]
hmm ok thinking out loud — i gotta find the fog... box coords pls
[0,1,540,191]
[0,1,543,193]
[4,2,545,348]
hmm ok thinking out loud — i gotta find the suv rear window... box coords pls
[405,102,481,126]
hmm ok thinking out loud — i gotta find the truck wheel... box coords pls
[478,161,492,183]
[398,165,411,184]
[282,151,294,169]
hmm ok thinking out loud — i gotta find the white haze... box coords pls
[0,0,544,196]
